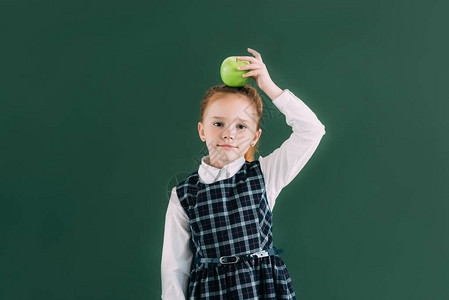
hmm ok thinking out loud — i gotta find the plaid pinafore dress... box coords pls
[176,159,296,299]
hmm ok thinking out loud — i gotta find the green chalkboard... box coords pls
[1,0,448,299]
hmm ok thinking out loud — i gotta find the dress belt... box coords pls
[194,247,283,265]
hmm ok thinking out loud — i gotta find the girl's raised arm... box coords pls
[161,187,193,299]
[259,88,326,212]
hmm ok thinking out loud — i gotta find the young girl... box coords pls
[161,48,326,299]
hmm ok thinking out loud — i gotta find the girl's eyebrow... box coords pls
[210,116,250,122]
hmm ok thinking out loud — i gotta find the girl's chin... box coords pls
[210,151,241,160]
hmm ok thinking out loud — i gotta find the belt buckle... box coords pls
[219,255,240,264]
[251,250,268,258]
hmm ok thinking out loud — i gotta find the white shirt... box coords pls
[161,89,326,299]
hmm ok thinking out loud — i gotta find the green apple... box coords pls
[220,56,251,87]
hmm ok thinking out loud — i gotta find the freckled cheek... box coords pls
[243,133,255,145]
[210,128,222,136]
[235,133,250,144]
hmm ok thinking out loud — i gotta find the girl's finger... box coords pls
[238,64,262,71]
[243,70,258,77]
[248,48,263,62]
[237,56,258,63]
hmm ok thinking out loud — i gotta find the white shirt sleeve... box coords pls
[161,187,193,299]
[259,89,326,212]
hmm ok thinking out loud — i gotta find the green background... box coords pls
[1,0,448,299]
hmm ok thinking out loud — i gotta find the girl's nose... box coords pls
[222,127,236,139]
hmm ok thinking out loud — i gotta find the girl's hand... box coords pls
[237,48,274,91]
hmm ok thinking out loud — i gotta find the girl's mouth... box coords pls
[218,144,237,149]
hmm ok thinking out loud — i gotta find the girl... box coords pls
[161,48,326,299]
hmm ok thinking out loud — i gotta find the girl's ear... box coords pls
[198,122,204,140]
[252,128,262,144]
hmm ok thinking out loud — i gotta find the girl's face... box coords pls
[198,94,262,169]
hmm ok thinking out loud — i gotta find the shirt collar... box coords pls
[198,155,246,184]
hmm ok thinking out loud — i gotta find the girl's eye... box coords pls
[213,123,246,130]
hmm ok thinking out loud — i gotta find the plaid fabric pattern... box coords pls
[176,160,296,299]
